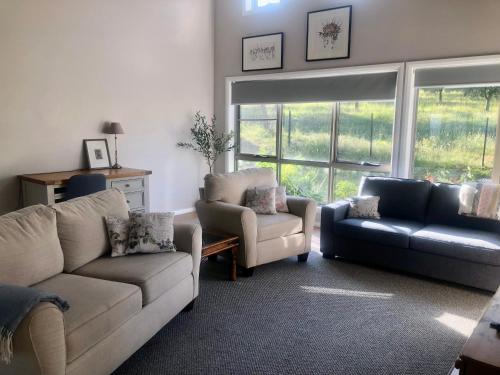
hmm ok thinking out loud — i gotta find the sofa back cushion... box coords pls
[359,177,431,222]
[0,205,63,286]
[53,188,129,272]
[204,168,277,205]
[426,183,500,233]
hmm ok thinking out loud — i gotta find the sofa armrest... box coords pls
[320,200,350,257]
[174,223,202,298]
[287,196,317,250]
[195,200,258,268]
[0,302,66,375]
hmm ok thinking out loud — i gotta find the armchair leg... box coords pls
[297,252,309,263]
[240,267,255,277]
[182,299,195,312]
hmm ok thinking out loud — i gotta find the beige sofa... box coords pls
[0,188,202,375]
[196,168,316,274]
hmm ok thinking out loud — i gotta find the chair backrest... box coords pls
[359,176,432,222]
[204,168,277,205]
[65,174,107,201]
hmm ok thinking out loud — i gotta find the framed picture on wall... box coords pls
[83,139,111,169]
[306,6,352,62]
[242,32,284,72]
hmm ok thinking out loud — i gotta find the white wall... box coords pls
[0,0,214,214]
[214,0,500,171]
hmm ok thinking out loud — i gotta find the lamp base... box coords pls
[111,163,122,169]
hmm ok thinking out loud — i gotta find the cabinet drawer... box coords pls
[111,178,144,192]
[125,191,144,210]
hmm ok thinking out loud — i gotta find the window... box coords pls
[406,59,500,184]
[413,86,499,183]
[236,100,394,204]
[244,0,280,14]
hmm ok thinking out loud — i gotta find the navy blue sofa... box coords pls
[321,177,500,291]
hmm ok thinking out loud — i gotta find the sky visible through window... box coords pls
[257,0,280,7]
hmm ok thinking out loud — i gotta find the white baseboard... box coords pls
[174,207,196,215]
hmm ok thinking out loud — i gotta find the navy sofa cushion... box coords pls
[360,177,431,222]
[335,217,425,248]
[410,224,500,266]
[426,183,500,234]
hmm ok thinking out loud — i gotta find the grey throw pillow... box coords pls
[128,212,176,253]
[275,186,289,213]
[347,196,381,219]
[106,216,130,257]
[246,186,277,215]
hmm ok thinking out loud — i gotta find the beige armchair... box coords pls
[196,168,317,275]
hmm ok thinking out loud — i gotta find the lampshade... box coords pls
[104,122,125,135]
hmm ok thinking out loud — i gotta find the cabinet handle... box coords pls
[127,200,130,204]
[125,184,130,188]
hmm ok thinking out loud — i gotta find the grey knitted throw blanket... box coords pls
[0,283,69,364]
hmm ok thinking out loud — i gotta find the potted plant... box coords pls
[177,112,234,198]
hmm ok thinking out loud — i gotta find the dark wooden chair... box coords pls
[65,174,106,201]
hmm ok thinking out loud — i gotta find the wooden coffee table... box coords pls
[202,231,239,281]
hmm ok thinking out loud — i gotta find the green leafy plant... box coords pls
[177,111,234,174]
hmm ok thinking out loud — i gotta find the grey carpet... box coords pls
[113,252,491,375]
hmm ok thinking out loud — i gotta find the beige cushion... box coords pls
[53,188,129,272]
[34,273,141,363]
[0,205,63,286]
[73,252,193,305]
[256,212,303,242]
[204,168,277,205]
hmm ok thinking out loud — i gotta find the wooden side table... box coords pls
[19,167,151,212]
[455,287,500,374]
[202,231,239,281]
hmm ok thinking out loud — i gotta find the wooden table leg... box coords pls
[230,246,238,281]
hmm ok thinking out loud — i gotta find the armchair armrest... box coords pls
[0,302,66,375]
[174,223,202,298]
[320,200,350,257]
[195,200,258,268]
[287,196,317,250]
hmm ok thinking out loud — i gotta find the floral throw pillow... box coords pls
[106,216,130,257]
[246,186,277,215]
[275,186,289,213]
[347,196,381,219]
[128,212,176,254]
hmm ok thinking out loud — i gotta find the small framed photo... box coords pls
[242,32,283,72]
[83,139,111,169]
[306,6,352,62]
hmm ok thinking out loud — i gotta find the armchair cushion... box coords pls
[257,213,303,242]
[72,252,193,306]
[34,273,141,363]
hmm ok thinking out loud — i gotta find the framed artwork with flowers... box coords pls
[306,6,352,62]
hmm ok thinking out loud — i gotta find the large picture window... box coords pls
[235,100,395,204]
[413,86,499,183]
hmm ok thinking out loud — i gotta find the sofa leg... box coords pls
[322,253,336,260]
[297,253,309,263]
[241,267,255,277]
[182,299,195,312]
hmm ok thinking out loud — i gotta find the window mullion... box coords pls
[276,104,283,184]
[328,102,338,202]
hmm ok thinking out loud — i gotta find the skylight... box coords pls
[244,0,281,14]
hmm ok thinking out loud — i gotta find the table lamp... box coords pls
[104,122,125,169]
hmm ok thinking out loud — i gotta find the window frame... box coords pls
[235,100,395,203]
[227,63,405,203]
[401,55,500,181]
